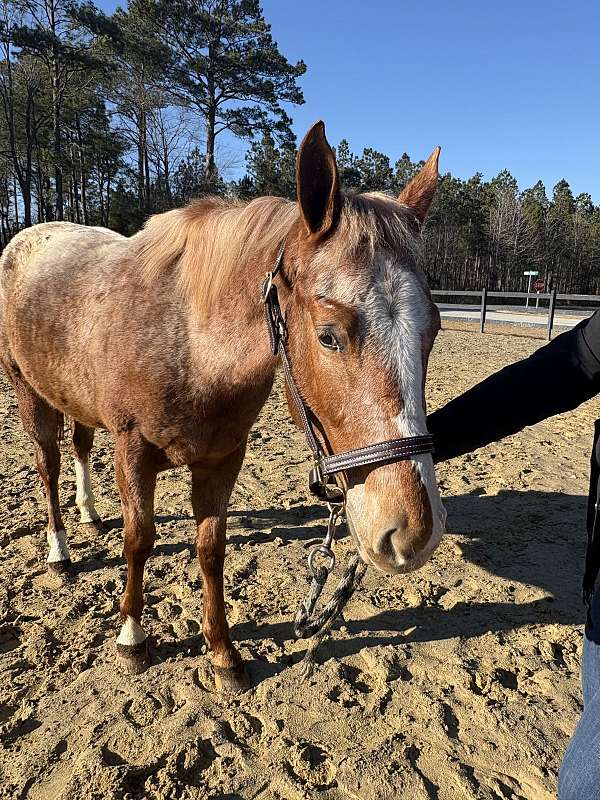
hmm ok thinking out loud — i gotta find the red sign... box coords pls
[533,279,545,292]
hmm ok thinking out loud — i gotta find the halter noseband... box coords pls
[262,246,434,501]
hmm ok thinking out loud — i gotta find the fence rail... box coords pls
[431,289,600,340]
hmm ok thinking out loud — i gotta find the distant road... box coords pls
[436,303,593,330]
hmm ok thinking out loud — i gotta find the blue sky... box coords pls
[99,0,600,201]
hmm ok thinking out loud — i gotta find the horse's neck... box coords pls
[186,250,277,398]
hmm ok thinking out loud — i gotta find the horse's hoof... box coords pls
[213,662,250,694]
[116,640,150,674]
[82,519,107,534]
[47,559,73,579]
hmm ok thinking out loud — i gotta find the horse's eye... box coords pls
[318,330,340,351]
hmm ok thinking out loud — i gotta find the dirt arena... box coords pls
[1,328,597,800]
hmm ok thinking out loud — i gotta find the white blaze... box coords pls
[367,257,446,543]
[74,456,100,523]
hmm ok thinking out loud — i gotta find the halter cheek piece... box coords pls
[262,245,435,502]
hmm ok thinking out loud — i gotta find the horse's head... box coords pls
[281,121,445,575]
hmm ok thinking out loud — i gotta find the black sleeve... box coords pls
[427,309,600,463]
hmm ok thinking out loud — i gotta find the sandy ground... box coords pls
[1,328,598,800]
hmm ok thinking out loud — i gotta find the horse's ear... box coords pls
[296,121,341,236]
[398,146,441,223]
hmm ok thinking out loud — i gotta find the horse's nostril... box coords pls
[372,520,431,566]
[373,527,398,558]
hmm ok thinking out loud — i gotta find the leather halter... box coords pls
[262,247,434,501]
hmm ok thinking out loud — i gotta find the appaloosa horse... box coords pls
[0,122,446,691]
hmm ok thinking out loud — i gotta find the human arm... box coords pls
[427,310,600,463]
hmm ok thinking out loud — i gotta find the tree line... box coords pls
[1,0,598,294]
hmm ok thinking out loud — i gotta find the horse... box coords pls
[0,121,446,692]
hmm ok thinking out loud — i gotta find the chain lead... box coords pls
[307,498,344,578]
[294,487,367,673]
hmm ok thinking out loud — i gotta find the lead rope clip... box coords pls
[294,495,367,680]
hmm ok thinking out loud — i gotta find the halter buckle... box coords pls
[309,462,345,504]
[309,463,327,499]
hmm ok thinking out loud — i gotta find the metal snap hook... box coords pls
[308,544,336,577]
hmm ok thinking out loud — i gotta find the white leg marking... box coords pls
[47,529,71,564]
[116,615,147,646]
[74,456,100,523]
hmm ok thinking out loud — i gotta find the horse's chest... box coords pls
[154,376,274,467]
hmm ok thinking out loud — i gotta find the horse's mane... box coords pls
[135,193,420,315]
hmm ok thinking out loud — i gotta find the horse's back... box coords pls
[1,221,125,348]
[0,222,124,298]
[0,222,129,423]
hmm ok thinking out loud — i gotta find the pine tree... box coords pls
[354,147,393,192]
[172,147,225,204]
[394,153,418,193]
[11,0,104,220]
[547,179,576,289]
[335,139,361,191]
[139,0,305,182]
[77,0,176,217]
[243,129,296,199]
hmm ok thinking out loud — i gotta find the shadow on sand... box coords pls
[226,488,589,673]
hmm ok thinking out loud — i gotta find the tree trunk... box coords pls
[0,180,8,246]
[35,149,45,222]
[75,116,89,225]
[12,175,19,229]
[49,1,63,221]
[106,171,112,225]
[45,174,53,221]
[144,147,151,213]
[163,137,172,206]
[21,181,32,229]
[137,107,148,212]
[205,50,218,185]
[21,87,36,227]
[0,46,33,228]
[70,139,81,223]
[52,84,63,220]
[97,158,105,226]
[205,102,217,185]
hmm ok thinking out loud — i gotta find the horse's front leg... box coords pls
[114,430,159,674]
[191,445,247,693]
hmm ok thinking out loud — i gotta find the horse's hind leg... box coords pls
[2,361,70,576]
[72,422,102,530]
